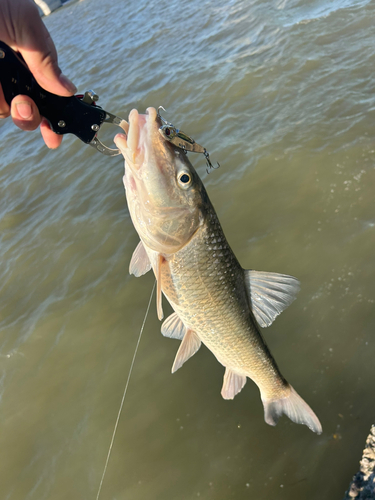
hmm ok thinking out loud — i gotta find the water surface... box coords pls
[0,0,375,498]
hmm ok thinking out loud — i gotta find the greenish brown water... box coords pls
[0,0,375,498]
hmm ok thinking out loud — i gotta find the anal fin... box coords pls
[172,330,201,373]
[221,367,247,400]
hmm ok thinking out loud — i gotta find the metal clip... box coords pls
[89,110,128,157]
[157,107,220,171]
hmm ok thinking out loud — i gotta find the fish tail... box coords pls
[262,385,322,434]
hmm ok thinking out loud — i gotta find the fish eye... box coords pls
[180,174,190,183]
[177,172,192,189]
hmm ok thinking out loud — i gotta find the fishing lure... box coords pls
[157,107,219,173]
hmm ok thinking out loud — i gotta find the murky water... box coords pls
[1,0,375,498]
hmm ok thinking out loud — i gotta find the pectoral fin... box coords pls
[155,254,164,321]
[129,240,151,277]
[161,312,186,340]
[244,270,300,328]
[172,330,201,373]
[221,367,247,400]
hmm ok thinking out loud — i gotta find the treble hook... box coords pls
[157,106,170,125]
[204,148,220,174]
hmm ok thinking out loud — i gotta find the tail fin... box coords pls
[262,385,322,434]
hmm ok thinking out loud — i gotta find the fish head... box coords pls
[115,107,208,254]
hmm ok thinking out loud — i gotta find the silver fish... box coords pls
[114,107,322,434]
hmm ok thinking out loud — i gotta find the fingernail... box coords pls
[59,74,77,93]
[15,102,32,119]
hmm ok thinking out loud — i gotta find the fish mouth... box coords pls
[114,107,159,175]
[114,106,189,216]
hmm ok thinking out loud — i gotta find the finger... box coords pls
[10,95,41,131]
[0,83,10,119]
[14,1,77,96]
[40,118,63,149]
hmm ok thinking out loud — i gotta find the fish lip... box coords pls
[129,117,146,173]
[123,108,169,180]
[116,109,150,175]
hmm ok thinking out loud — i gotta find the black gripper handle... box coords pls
[0,41,106,143]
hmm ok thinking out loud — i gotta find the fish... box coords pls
[114,107,322,434]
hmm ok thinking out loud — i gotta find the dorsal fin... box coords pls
[244,270,300,328]
[221,367,247,400]
[171,330,201,373]
[129,240,151,277]
[161,312,186,340]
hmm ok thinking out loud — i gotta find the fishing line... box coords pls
[96,281,156,500]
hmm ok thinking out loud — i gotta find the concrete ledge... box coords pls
[34,0,62,16]
[344,425,375,499]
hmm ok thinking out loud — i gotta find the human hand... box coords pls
[0,0,76,148]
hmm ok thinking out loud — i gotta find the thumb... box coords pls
[15,1,76,96]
